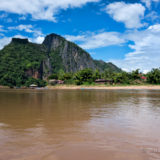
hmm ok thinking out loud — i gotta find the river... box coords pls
[0,89,160,160]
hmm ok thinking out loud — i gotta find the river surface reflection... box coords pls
[0,89,160,160]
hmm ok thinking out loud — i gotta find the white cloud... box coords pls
[65,35,85,42]
[19,16,27,21]
[145,11,158,21]
[31,36,45,44]
[65,31,125,49]
[106,2,145,29]
[141,0,151,8]
[0,24,45,49]
[8,24,43,37]
[141,0,160,8]
[13,35,27,39]
[0,13,13,23]
[0,0,99,21]
[0,37,11,49]
[110,24,160,72]
[8,25,33,33]
[1,23,160,72]
[0,13,8,19]
[0,34,44,50]
[0,25,5,32]
[0,25,7,32]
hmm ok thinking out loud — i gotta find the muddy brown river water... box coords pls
[0,89,160,160]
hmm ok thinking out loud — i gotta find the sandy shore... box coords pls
[1,85,160,90]
[47,85,160,90]
[0,86,9,89]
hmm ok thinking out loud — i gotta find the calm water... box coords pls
[0,89,160,160]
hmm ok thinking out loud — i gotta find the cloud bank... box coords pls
[65,32,125,49]
[106,2,145,29]
[141,0,160,8]
[0,0,99,21]
[111,24,160,72]
[66,23,160,72]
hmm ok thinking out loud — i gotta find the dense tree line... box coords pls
[1,61,160,87]
[48,68,160,86]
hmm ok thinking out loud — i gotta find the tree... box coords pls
[48,74,58,80]
[103,69,114,80]
[62,73,73,80]
[58,69,65,80]
[25,78,47,87]
[74,69,94,85]
[0,39,45,87]
[113,71,130,84]
[147,68,160,84]
[130,69,141,80]
[93,69,101,80]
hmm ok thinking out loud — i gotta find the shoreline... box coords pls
[1,85,160,90]
[47,85,160,90]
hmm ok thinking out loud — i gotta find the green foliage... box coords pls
[61,73,73,80]
[113,72,131,84]
[58,69,65,80]
[0,40,46,87]
[64,79,75,85]
[47,70,73,83]
[74,69,94,85]
[147,68,160,84]
[94,60,122,73]
[93,69,101,80]
[130,69,141,80]
[103,69,115,80]
[48,72,73,84]
[48,74,58,80]
[49,49,64,73]
[25,78,47,87]
[26,62,40,70]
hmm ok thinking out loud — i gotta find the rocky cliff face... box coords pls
[0,34,121,82]
[43,34,96,73]
[42,33,121,74]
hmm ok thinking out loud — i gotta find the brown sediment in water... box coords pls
[0,89,160,160]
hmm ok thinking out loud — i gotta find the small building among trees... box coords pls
[141,76,147,81]
[95,79,113,84]
[29,84,38,89]
[49,79,64,85]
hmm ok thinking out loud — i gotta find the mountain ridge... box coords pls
[0,33,121,86]
[42,33,121,74]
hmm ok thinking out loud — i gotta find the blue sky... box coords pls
[0,0,160,72]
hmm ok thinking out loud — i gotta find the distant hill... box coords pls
[0,33,121,86]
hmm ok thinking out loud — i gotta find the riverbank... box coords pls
[0,86,9,89]
[1,85,160,90]
[47,85,160,90]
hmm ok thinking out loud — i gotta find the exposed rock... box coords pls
[42,33,121,74]
[0,34,121,82]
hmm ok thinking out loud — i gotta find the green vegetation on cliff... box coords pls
[0,34,122,87]
[94,60,121,73]
[0,38,46,87]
